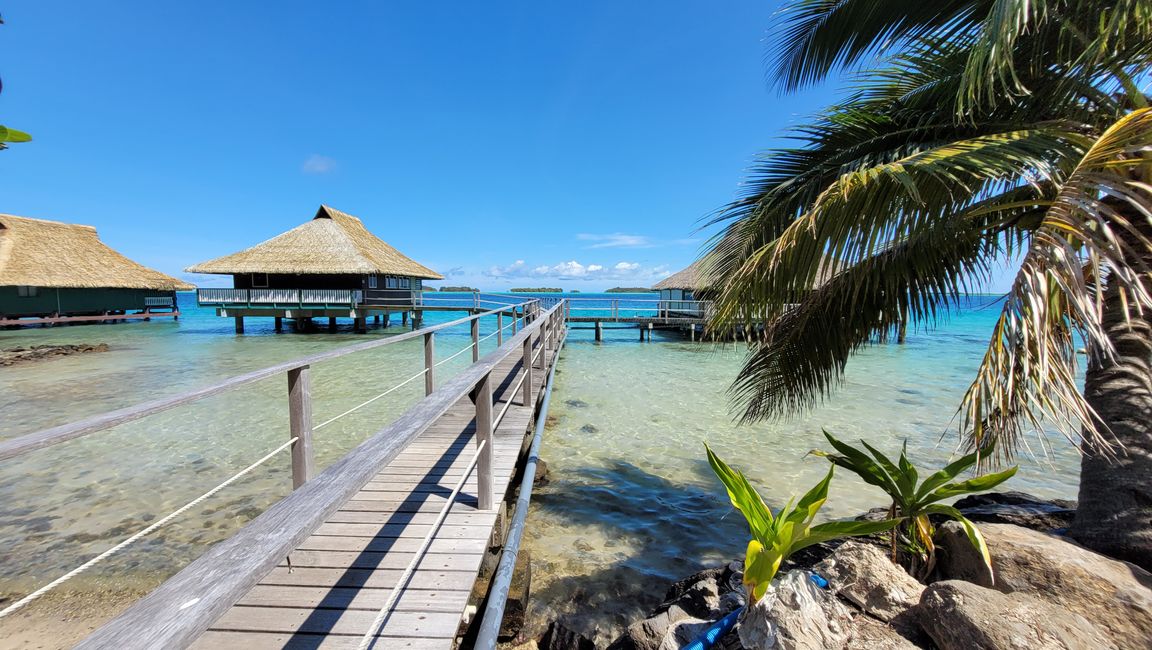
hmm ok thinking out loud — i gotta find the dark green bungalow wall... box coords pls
[0,287,176,318]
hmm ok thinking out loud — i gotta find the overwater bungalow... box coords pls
[0,213,192,326]
[187,205,443,332]
[653,261,713,317]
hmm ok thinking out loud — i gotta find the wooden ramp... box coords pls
[193,345,556,649]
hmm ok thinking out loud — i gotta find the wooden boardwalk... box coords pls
[192,342,557,649]
[60,302,567,650]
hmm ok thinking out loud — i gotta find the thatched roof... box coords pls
[0,214,194,290]
[652,257,841,292]
[186,205,443,279]
[653,261,711,291]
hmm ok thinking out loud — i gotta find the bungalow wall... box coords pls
[228,273,424,308]
[0,287,176,318]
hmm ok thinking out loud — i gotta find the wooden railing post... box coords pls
[512,308,518,334]
[475,371,494,510]
[521,334,533,406]
[471,317,480,362]
[497,311,503,346]
[287,365,314,489]
[423,331,435,396]
[542,314,550,361]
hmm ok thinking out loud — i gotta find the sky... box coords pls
[0,2,1019,291]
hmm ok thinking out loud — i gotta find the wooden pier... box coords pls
[0,300,565,650]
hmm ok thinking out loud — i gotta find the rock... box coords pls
[539,620,597,650]
[607,605,695,650]
[0,343,110,366]
[737,570,854,650]
[580,424,599,433]
[844,614,921,649]
[565,399,589,408]
[934,520,995,587]
[533,459,550,486]
[658,615,713,650]
[814,541,924,622]
[935,522,1152,643]
[953,491,1076,531]
[916,580,1116,650]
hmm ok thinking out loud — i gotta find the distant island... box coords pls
[605,287,657,293]
[510,288,563,293]
[437,286,478,292]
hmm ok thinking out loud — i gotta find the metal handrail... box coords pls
[474,321,566,648]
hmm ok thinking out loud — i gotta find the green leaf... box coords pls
[860,439,911,501]
[897,441,919,499]
[790,518,901,554]
[789,465,835,526]
[0,126,32,143]
[914,449,982,501]
[925,466,1018,503]
[821,431,900,494]
[925,504,995,583]
[744,538,784,603]
[705,444,774,540]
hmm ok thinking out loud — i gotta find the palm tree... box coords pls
[707,1,1152,567]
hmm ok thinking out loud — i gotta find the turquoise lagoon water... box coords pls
[0,292,1081,644]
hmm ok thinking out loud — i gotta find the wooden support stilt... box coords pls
[354,317,367,333]
[595,321,603,342]
[413,310,423,329]
[328,317,337,331]
[383,313,391,328]
[373,314,381,325]
[402,311,408,326]
[274,317,283,331]
[234,316,244,334]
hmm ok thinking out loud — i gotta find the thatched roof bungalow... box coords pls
[0,213,191,324]
[187,206,443,331]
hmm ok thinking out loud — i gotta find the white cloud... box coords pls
[482,258,670,284]
[486,260,526,277]
[301,154,337,174]
[577,233,654,249]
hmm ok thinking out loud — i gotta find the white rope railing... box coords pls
[356,439,488,650]
[0,436,300,620]
[477,316,518,345]
[434,340,477,368]
[313,369,429,431]
[494,373,528,429]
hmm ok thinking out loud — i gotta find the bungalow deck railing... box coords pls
[196,288,365,309]
[0,300,551,632]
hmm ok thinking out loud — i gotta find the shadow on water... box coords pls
[526,460,753,643]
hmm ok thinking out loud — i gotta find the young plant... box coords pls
[705,443,898,603]
[811,431,1018,581]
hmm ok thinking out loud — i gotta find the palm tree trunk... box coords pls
[1070,221,1152,570]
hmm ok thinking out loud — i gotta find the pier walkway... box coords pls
[0,300,565,650]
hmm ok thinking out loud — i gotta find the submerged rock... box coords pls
[565,399,589,408]
[916,580,1116,650]
[580,424,599,433]
[538,620,596,650]
[0,343,109,366]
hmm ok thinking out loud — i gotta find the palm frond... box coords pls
[960,108,1152,460]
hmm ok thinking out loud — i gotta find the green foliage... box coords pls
[705,443,898,602]
[811,431,1017,580]
[0,125,31,150]
[706,1,1152,460]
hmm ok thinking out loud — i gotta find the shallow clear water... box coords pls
[0,292,1081,645]
[520,295,1082,643]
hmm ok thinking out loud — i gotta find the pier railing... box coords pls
[533,295,713,321]
[72,300,567,649]
[196,287,367,308]
[0,298,557,627]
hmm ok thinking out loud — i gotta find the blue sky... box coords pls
[1,2,1018,291]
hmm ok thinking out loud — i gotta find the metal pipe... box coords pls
[473,322,566,648]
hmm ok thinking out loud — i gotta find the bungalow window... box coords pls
[399,278,410,289]
[367,275,378,289]
[251,273,269,288]
[17,285,38,297]
[413,279,422,291]
[386,277,399,289]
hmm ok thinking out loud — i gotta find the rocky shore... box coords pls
[0,343,109,366]
[511,493,1152,649]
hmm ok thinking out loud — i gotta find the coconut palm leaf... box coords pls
[960,108,1152,458]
